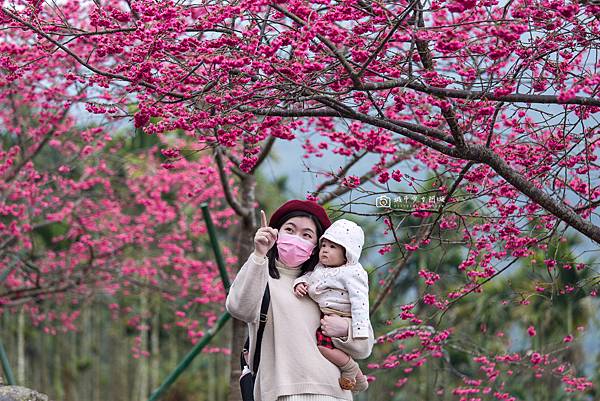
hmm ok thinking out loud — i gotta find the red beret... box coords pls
[269,200,332,230]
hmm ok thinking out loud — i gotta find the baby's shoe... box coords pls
[339,376,356,390]
[352,374,369,393]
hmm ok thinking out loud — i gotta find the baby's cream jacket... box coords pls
[294,262,370,339]
[294,219,370,339]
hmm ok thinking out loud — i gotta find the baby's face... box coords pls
[319,238,346,267]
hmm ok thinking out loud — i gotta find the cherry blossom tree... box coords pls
[0,25,236,346]
[2,0,600,399]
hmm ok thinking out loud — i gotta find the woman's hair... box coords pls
[266,210,324,279]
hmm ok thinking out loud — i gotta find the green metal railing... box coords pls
[201,203,231,293]
[1,259,17,384]
[0,340,16,385]
[148,203,233,401]
[147,311,231,401]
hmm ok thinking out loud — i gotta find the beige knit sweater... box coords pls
[226,253,374,401]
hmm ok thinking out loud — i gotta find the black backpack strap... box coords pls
[240,284,270,373]
[241,337,250,369]
[252,284,270,373]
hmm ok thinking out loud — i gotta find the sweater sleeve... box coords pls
[343,264,370,339]
[225,252,269,323]
[331,317,374,360]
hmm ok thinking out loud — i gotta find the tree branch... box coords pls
[221,149,250,179]
[240,104,456,145]
[358,0,418,77]
[2,7,187,100]
[313,151,368,195]
[370,213,431,315]
[214,147,250,218]
[238,105,345,117]
[359,79,600,107]
[317,149,414,205]
[463,145,600,243]
[241,102,600,243]
[271,4,362,88]
[250,136,276,174]
[315,96,460,156]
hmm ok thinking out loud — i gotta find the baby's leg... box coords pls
[318,347,369,392]
[318,345,350,366]
[318,346,359,390]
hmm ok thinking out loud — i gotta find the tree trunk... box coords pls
[138,288,149,401]
[54,339,64,401]
[17,307,24,385]
[150,302,160,391]
[208,352,215,401]
[227,175,257,401]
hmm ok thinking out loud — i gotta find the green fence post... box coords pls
[147,311,231,401]
[200,203,231,293]
[0,339,16,385]
[0,259,17,384]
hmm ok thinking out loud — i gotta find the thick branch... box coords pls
[464,145,600,244]
[214,148,250,218]
[238,105,345,117]
[315,96,460,156]
[360,79,600,107]
[240,105,456,145]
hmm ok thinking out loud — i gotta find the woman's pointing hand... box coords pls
[254,209,278,258]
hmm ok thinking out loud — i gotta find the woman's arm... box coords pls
[225,252,269,323]
[227,210,278,322]
[329,315,375,359]
[324,314,375,360]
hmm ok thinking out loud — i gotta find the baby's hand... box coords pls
[294,283,308,297]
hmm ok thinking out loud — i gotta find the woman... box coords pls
[226,200,374,401]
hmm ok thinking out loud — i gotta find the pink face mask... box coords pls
[276,232,316,268]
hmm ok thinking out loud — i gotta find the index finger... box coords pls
[260,209,268,228]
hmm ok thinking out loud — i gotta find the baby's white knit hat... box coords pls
[320,219,364,264]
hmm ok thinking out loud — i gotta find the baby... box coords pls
[293,219,370,392]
